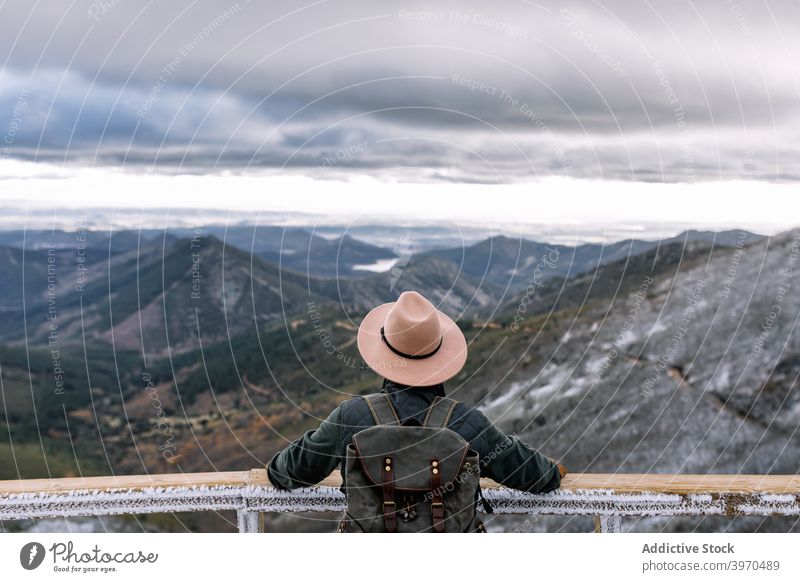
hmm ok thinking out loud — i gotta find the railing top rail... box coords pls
[0,471,260,495]
[2,471,799,496]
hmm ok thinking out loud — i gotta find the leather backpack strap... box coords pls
[422,396,458,428]
[363,393,400,425]
[424,397,458,533]
[382,455,397,532]
[430,459,445,532]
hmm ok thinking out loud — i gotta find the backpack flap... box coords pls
[352,424,470,491]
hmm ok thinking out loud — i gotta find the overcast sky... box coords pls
[1,1,799,228]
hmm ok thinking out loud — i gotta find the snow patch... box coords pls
[352,258,400,273]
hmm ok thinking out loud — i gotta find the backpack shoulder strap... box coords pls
[363,393,400,425]
[422,396,458,428]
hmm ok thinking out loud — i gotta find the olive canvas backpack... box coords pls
[339,393,486,533]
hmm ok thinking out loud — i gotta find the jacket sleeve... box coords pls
[479,416,561,493]
[267,406,343,490]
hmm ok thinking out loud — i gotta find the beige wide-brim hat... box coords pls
[357,291,468,387]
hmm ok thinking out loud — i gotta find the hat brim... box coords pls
[357,302,468,386]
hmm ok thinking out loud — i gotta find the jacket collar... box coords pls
[381,378,446,398]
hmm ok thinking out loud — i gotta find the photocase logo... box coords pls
[20,542,46,570]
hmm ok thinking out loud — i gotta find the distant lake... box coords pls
[351,258,400,273]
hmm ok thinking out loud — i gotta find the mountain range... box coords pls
[1,224,796,533]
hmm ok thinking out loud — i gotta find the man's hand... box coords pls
[546,456,568,479]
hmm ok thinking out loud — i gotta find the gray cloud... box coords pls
[1,0,799,182]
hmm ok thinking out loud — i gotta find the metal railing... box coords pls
[2,471,798,532]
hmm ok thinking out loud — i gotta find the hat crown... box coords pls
[383,291,442,357]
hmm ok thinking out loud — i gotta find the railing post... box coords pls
[594,515,622,533]
[237,509,262,533]
[236,468,268,533]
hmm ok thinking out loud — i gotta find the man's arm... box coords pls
[267,407,342,490]
[479,418,564,493]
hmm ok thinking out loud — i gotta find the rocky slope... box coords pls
[467,229,800,532]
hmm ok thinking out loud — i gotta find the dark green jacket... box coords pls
[268,381,561,494]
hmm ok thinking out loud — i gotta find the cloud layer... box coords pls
[1,0,799,182]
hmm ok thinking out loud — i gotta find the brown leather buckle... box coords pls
[430,502,445,533]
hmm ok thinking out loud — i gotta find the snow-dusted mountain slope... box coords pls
[468,230,800,531]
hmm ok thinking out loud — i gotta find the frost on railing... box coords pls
[1,471,798,533]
